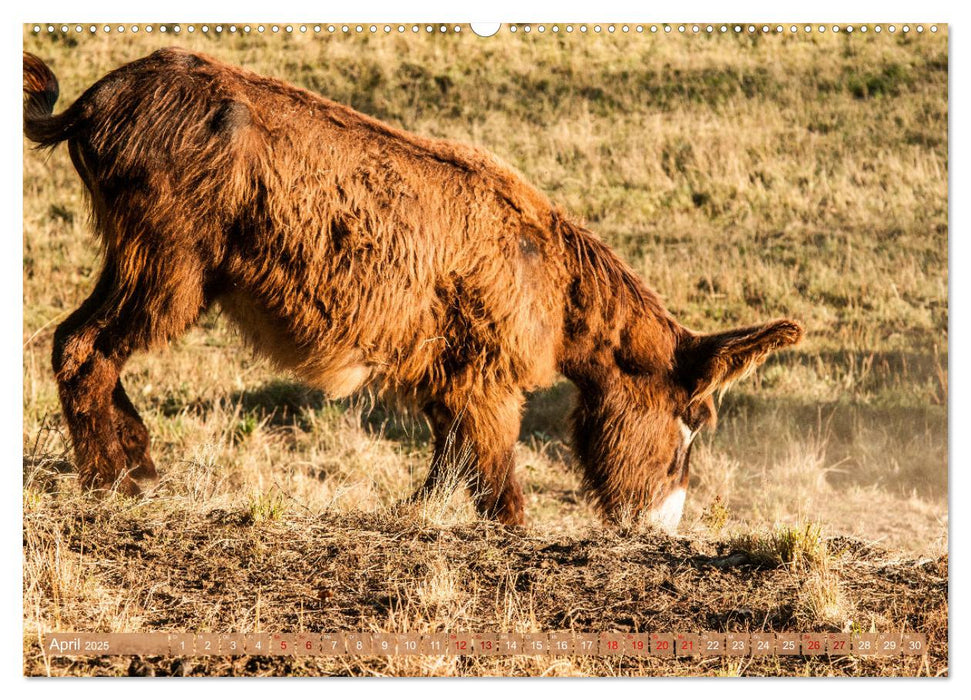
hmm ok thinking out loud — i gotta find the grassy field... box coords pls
[22,25,948,676]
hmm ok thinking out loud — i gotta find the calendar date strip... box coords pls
[42,631,927,658]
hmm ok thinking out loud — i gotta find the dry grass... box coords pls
[729,523,853,627]
[21,469,948,677]
[22,25,947,676]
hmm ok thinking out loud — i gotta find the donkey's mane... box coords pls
[552,211,682,375]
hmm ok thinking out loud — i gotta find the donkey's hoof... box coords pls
[114,476,143,498]
[131,463,160,492]
[133,473,160,492]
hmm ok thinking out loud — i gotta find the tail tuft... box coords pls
[23,52,76,147]
[24,52,58,113]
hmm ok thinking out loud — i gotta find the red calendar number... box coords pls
[651,634,676,657]
[448,634,473,655]
[676,634,701,657]
[599,634,625,656]
[801,634,826,656]
[626,634,650,656]
[827,635,851,656]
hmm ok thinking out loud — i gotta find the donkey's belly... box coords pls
[217,291,376,398]
[300,357,374,398]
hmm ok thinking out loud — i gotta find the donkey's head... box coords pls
[572,318,803,531]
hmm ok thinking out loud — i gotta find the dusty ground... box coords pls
[23,479,947,677]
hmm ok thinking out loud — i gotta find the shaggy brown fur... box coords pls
[23,49,803,527]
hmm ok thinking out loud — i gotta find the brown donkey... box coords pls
[23,49,802,529]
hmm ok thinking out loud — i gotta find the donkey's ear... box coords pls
[676,319,803,403]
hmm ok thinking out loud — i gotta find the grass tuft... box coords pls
[246,489,288,524]
[729,522,827,570]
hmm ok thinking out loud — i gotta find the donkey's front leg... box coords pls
[419,390,526,526]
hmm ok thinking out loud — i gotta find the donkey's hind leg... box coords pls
[52,269,126,492]
[112,379,157,484]
[53,256,205,495]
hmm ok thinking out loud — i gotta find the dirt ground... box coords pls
[23,483,947,677]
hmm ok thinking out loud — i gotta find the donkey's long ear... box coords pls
[676,319,803,404]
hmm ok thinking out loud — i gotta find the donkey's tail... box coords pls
[23,52,82,147]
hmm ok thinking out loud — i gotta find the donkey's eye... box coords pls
[682,399,714,432]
